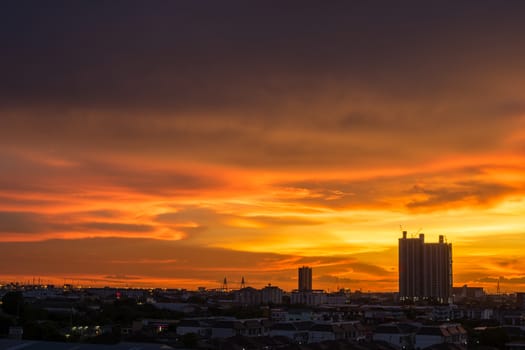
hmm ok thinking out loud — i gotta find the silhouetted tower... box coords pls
[221,277,228,292]
[240,276,246,289]
[298,266,313,291]
[399,232,424,300]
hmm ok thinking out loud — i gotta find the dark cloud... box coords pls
[282,255,395,280]
[0,211,154,235]
[316,275,361,285]
[0,196,65,208]
[81,210,121,219]
[276,171,517,212]
[0,211,50,234]
[157,209,322,228]
[247,216,323,227]
[492,258,520,268]
[156,208,219,224]
[316,275,395,285]
[1,2,525,169]
[81,159,225,195]
[350,262,392,276]
[104,274,141,281]
[475,276,525,285]
[406,181,514,211]
[0,151,225,196]
[79,222,153,233]
[0,237,393,289]
[2,1,525,109]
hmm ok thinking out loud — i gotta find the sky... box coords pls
[1,1,525,292]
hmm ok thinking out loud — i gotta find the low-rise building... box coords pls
[338,321,367,341]
[308,323,344,343]
[452,285,484,302]
[211,320,246,338]
[261,284,283,305]
[373,323,417,349]
[233,285,284,306]
[270,321,312,344]
[415,323,467,349]
[290,290,327,306]
[176,319,211,338]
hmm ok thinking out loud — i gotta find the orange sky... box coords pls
[1,2,525,292]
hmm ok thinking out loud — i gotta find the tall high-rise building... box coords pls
[298,266,312,291]
[398,232,425,299]
[399,231,452,303]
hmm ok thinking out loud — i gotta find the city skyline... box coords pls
[2,2,525,292]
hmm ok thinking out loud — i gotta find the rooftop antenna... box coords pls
[240,276,246,289]
[410,227,422,238]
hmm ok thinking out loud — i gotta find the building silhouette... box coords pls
[298,266,312,291]
[399,231,452,303]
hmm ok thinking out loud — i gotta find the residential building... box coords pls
[373,323,417,349]
[308,323,344,343]
[415,324,467,349]
[233,285,284,306]
[261,284,283,304]
[452,284,484,302]
[290,290,327,306]
[399,231,452,303]
[298,266,313,292]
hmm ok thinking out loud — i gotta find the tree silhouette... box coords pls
[1,291,24,317]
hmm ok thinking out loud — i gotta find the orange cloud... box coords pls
[2,2,525,292]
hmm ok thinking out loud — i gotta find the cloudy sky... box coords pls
[1,1,525,292]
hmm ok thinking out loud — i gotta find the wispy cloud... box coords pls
[1,2,525,291]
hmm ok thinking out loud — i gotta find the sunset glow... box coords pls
[1,2,525,293]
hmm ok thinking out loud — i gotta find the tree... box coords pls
[479,327,509,348]
[182,332,199,348]
[0,314,14,335]
[1,291,24,316]
[23,321,65,341]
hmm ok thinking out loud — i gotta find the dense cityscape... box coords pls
[2,233,525,350]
